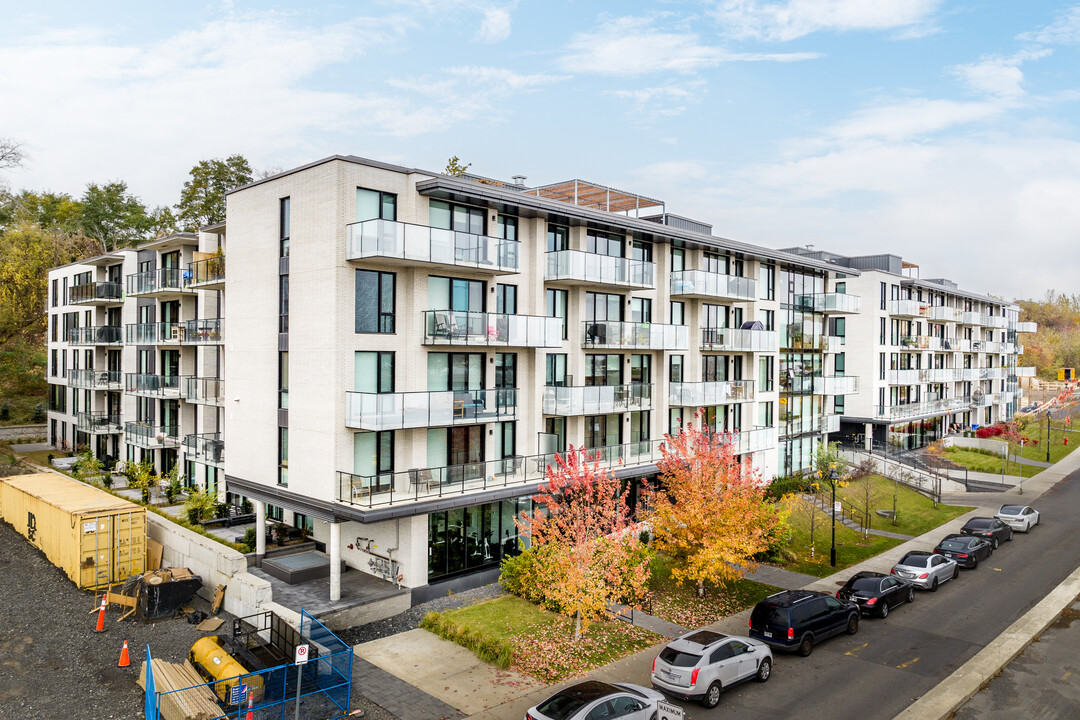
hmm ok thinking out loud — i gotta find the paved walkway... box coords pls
[353,656,464,720]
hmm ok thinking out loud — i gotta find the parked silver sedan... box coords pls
[527,682,665,720]
[651,629,772,708]
[891,550,958,591]
[996,504,1040,532]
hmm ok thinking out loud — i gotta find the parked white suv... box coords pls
[650,630,772,708]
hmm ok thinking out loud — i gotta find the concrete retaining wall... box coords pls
[0,424,47,442]
[146,513,272,618]
[943,436,1008,454]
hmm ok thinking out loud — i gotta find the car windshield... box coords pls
[659,648,701,667]
[899,553,930,567]
[966,519,992,529]
[939,539,969,551]
[751,605,786,626]
[847,578,881,592]
[1000,505,1023,514]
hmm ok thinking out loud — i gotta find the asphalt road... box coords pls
[694,469,1080,719]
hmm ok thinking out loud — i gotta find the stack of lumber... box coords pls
[138,659,223,720]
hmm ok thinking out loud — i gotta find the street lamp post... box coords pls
[829,468,840,567]
[1047,410,1052,464]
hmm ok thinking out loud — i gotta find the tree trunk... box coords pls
[697,580,704,598]
[573,610,581,641]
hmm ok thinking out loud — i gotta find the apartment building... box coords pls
[782,250,1037,452]
[45,231,226,492]
[45,155,857,600]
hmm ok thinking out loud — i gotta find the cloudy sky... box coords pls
[2,1,1079,300]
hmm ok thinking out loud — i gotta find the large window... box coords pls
[428,276,484,312]
[428,353,484,391]
[669,355,684,383]
[586,292,623,322]
[586,230,623,257]
[280,197,290,257]
[585,414,621,448]
[545,354,567,386]
[355,352,394,393]
[496,284,517,314]
[427,498,533,580]
[703,355,727,382]
[547,224,569,252]
[546,288,568,339]
[630,298,652,323]
[495,353,516,388]
[585,354,622,386]
[430,199,483,234]
[355,270,395,333]
[357,187,396,222]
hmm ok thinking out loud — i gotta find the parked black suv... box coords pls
[748,590,859,657]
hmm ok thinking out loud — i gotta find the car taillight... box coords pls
[748,617,752,629]
[787,627,794,640]
[866,597,877,605]
[957,553,969,558]
[690,668,699,686]
[890,568,896,574]
[652,656,656,673]
[919,573,929,579]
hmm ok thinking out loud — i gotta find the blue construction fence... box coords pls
[145,609,353,720]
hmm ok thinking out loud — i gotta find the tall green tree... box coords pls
[79,181,152,251]
[175,155,253,231]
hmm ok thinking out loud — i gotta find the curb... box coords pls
[891,558,1080,720]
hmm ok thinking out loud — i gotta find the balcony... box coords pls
[77,412,121,434]
[124,422,181,449]
[899,335,945,351]
[780,413,840,436]
[67,326,123,346]
[786,375,858,395]
[181,319,223,345]
[669,381,755,406]
[182,377,224,406]
[795,293,861,314]
[973,392,999,408]
[346,218,520,275]
[126,268,193,298]
[545,250,655,289]
[874,396,971,421]
[1015,366,1036,378]
[929,306,961,323]
[67,369,121,390]
[68,281,123,306]
[125,373,180,398]
[889,368,962,385]
[125,322,184,345]
[669,270,755,301]
[337,439,670,509]
[1014,321,1038,333]
[186,255,225,290]
[700,328,778,353]
[422,311,563,348]
[582,321,689,351]
[889,299,932,319]
[542,384,653,416]
[983,315,1008,329]
[345,389,517,431]
[183,432,224,468]
[731,426,779,454]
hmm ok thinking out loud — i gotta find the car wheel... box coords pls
[907,587,915,603]
[972,557,979,569]
[756,657,772,683]
[1007,530,1014,541]
[931,577,939,592]
[952,565,960,580]
[799,635,814,657]
[847,614,859,635]
[701,682,722,709]
[880,602,889,619]
[992,537,999,550]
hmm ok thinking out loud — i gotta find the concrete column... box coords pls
[329,521,342,602]
[864,423,873,452]
[254,500,266,567]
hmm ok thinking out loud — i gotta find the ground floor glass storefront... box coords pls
[887,415,947,452]
[427,497,534,581]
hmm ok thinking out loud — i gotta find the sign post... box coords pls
[294,644,310,720]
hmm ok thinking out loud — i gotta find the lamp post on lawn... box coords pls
[1047,410,1052,464]
[829,468,840,567]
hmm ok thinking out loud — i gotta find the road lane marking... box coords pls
[896,657,920,670]
[844,642,868,658]
[1062,671,1071,682]
[994,568,1002,572]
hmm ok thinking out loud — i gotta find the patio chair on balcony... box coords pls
[351,482,371,503]
[97,371,111,386]
[586,323,607,345]
[408,468,434,494]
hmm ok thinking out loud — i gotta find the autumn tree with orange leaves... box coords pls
[648,417,786,596]
[510,448,652,639]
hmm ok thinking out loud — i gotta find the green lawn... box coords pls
[942,447,1040,478]
[426,595,661,683]
[1011,421,1077,464]
[835,474,974,535]
[647,554,779,628]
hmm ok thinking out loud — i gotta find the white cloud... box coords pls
[608,81,705,120]
[952,49,1051,99]
[475,7,512,42]
[559,16,820,76]
[713,0,942,42]
[1017,4,1080,45]
[823,98,1009,143]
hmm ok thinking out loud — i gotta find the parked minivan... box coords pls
[748,590,859,656]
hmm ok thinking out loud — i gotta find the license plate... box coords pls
[763,630,773,638]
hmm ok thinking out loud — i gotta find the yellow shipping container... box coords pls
[0,473,146,590]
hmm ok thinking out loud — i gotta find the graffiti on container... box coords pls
[26,511,36,542]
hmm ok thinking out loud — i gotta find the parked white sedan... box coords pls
[527,682,665,720]
[996,504,1040,532]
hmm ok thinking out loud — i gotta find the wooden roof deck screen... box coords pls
[529,179,664,216]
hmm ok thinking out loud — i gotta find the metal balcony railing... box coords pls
[183,432,224,467]
[545,250,655,288]
[68,281,123,305]
[874,396,972,421]
[542,383,653,416]
[124,373,180,397]
[422,311,563,348]
[345,388,518,431]
[66,369,121,389]
[124,422,181,449]
[126,267,191,296]
[182,377,224,405]
[794,293,861,314]
[185,255,225,289]
[76,412,121,434]
[668,380,755,406]
[888,299,932,318]
[582,321,689,350]
[346,218,520,273]
[182,318,223,344]
[66,326,123,345]
[669,270,755,301]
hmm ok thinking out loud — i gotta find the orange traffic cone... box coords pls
[94,593,107,633]
[118,640,131,668]
[245,691,254,720]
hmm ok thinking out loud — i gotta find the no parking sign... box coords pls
[294,643,310,665]
[657,700,683,720]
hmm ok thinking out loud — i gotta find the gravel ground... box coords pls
[337,584,507,646]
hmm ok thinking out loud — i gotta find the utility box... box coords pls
[1058,368,1075,382]
[0,473,146,589]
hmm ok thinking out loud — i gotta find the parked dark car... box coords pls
[836,571,914,618]
[960,517,1013,548]
[748,590,859,657]
[934,533,993,568]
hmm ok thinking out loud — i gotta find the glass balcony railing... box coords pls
[780,413,840,436]
[669,270,755,301]
[422,311,563,348]
[125,373,180,397]
[582,321,689,350]
[794,293,861,314]
[983,315,1008,329]
[874,396,972,421]
[1014,321,1038,333]
[345,389,518,431]
[182,377,224,405]
[669,380,755,406]
[124,422,181,449]
[542,383,653,416]
[183,432,224,467]
[346,218,520,273]
[125,322,185,344]
[898,335,948,351]
[1015,366,1036,378]
[888,299,932,318]
[545,250,655,288]
[77,412,121,434]
[67,369,121,389]
[182,318,223,344]
[784,375,858,395]
[889,368,964,384]
[126,267,191,296]
[186,255,225,289]
[700,327,779,352]
[67,326,123,345]
[930,306,963,322]
[68,281,122,305]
